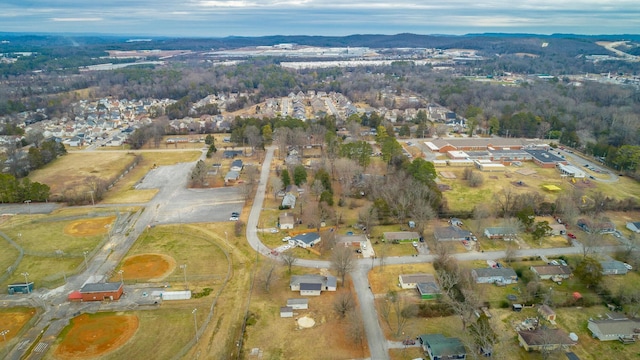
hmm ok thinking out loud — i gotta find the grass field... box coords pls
[0,307,37,348]
[118,224,229,288]
[29,152,139,198]
[101,150,201,204]
[368,263,436,294]
[0,215,114,288]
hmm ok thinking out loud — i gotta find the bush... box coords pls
[499,300,510,308]
[468,172,484,187]
[234,220,245,237]
[417,302,455,317]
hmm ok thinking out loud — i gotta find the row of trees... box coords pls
[0,174,50,203]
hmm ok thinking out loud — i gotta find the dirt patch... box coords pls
[119,253,176,281]
[54,313,138,359]
[512,180,527,187]
[64,216,116,237]
[0,307,36,345]
[439,171,456,179]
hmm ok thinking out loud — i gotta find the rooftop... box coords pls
[80,282,123,293]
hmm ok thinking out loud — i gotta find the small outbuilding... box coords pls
[627,221,640,233]
[538,304,556,321]
[8,282,34,294]
[287,298,309,310]
[281,193,296,209]
[280,306,294,318]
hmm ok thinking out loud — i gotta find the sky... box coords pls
[2,0,640,37]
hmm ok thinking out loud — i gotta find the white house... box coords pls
[588,317,640,341]
[290,275,337,294]
[281,193,296,209]
[280,306,294,317]
[287,298,309,310]
[278,213,295,230]
[627,222,640,233]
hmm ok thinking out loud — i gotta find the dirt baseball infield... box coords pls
[63,216,116,237]
[53,313,138,359]
[119,253,176,281]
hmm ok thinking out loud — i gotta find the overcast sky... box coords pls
[2,0,639,37]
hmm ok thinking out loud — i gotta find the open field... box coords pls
[0,215,116,288]
[29,152,139,199]
[243,270,368,360]
[101,150,201,204]
[115,224,228,288]
[0,307,37,348]
[53,313,139,359]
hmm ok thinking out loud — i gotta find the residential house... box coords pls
[600,260,629,275]
[300,283,322,296]
[278,213,295,230]
[287,298,309,310]
[530,265,572,281]
[398,274,441,300]
[336,234,367,247]
[517,328,575,352]
[484,227,518,240]
[434,226,473,242]
[281,193,296,209]
[224,171,240,184]
[230,159,243,172]
[292,233,321,248]
[419,334,466,360]
[627,221,640,233]
[538,305,556,321]
[588,316,640,341]
[384,231,420,243]
[290,275,337,294]
[471,268,518,285]
[280,306,294,317]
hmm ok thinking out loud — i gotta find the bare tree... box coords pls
[333,291,355,318]
[311,179,324,200]
[270,176,283,199]
[581,229,602,259]
[281,253,297,274]
[347,309,365,355]
[260,259,278,292]
[335,158,362,198]
[378,297,392,330]
[472,204,491,236]
[494,188,517,217]
[331,246,355,285]
[504,244,518,265]
[386,290,416,337]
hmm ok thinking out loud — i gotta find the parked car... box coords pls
[230,215,239,221]
[624,263,633,270]
[412,241,418,247]
[355,249,362,253]
[567,233,576,239]
[559,260,568,266]
[402,338,416,345]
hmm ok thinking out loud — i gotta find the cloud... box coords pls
[51,17,103,22]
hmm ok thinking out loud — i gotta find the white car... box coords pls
[229,216,239,221]
[624,263,633,270]
[412,241,418,247]
[282,236,292,242]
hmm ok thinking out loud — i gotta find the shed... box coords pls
[160,290,192,300]
[287,298,309,310]
[417,282,441,300]
[512,304,523,312]
[67,290,83,302]
[7,282,34,294]
[280,306,294,318]
[538,304,556,321]
[79,282,124,301]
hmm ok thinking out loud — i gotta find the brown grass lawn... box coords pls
[29,152,138,198]
[244,270,368,360]
[102,150,201,204]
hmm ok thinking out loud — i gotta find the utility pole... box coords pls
[192,308,199,343]
[180,264,188,290]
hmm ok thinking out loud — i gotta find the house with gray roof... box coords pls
[419,334,466,360]
[484,227,518,240]
[383,231,420,243]
[471,268,518,285]
[588,317,640,341]
[434,226,472,242]
[289,274,337,294]
[281,193,296,209]
[292,232,321,248]
[600,260,629,275]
